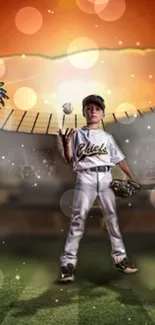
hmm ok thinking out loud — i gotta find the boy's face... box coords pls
[83,103,104,124]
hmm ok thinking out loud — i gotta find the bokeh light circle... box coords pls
[89,0,110,13]
[76,0,109,14]
[88,0,109,3]
[96,0,126,22]
[13,87,37,110]
[0,60,6,78]
[115,102,137,124]
[76,0,96,14]
[60,189,89,217]
[15,7,43,34]
[67,37,99,69]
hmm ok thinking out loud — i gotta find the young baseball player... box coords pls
[58,94,138,283]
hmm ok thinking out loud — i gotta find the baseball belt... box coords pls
[83,166,110,172]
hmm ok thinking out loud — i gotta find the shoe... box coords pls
[60,263,75,283]
[114,257,139,274]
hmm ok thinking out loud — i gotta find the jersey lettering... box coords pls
[77,142,108,161]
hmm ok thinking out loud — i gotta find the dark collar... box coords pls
[81,126,99,130]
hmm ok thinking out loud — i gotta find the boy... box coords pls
[58,94,138,283]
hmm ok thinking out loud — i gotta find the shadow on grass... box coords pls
[1,235,155,324]
[9,258,122,317]
[10,263,155,319]
[11,283,103,317]
[10,278,155,325]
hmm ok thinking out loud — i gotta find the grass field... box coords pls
[0,234,155,325]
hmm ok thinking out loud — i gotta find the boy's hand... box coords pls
[58,128,75,145]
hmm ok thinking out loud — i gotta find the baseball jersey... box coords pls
[70,127,125,171]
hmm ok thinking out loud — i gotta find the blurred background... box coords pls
[1,0,155,237]
[0,106,155,237]
[0,2,155,322]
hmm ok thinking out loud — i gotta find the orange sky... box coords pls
[0,0,155,57]
[0,0,155,123]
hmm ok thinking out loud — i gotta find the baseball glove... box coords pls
[110,179,141,198]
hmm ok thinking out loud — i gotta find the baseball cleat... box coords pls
[60,263,76,283]
[114,257,139,274]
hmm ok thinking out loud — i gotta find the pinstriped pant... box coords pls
[60,169,127,266]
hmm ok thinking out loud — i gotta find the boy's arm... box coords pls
[58,128,75,165]
[117,159,134,180]
[63,141,73,165]
[109,135,135,180]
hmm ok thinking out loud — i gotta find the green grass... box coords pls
[0,234,155,325]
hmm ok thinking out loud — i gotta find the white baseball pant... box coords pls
[60,169,127,266]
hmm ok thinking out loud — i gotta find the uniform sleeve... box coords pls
[109,135,125,164]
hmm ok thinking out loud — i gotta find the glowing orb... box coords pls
[60,189,89,217]
[67,37,99,69]
[76,0,96,14]
[13,87,37,110]
[15,7,43,34]
[96,0,126,22]
[116,102,137,124]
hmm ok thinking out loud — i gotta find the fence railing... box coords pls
[0,106,154,134]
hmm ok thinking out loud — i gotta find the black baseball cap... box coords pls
[82,94,105,111]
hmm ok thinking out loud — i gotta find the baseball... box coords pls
[62,102,73,115]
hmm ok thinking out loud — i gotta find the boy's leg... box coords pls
[98,171,138,273]
[98,186,127,264]
[60,174,97,268]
